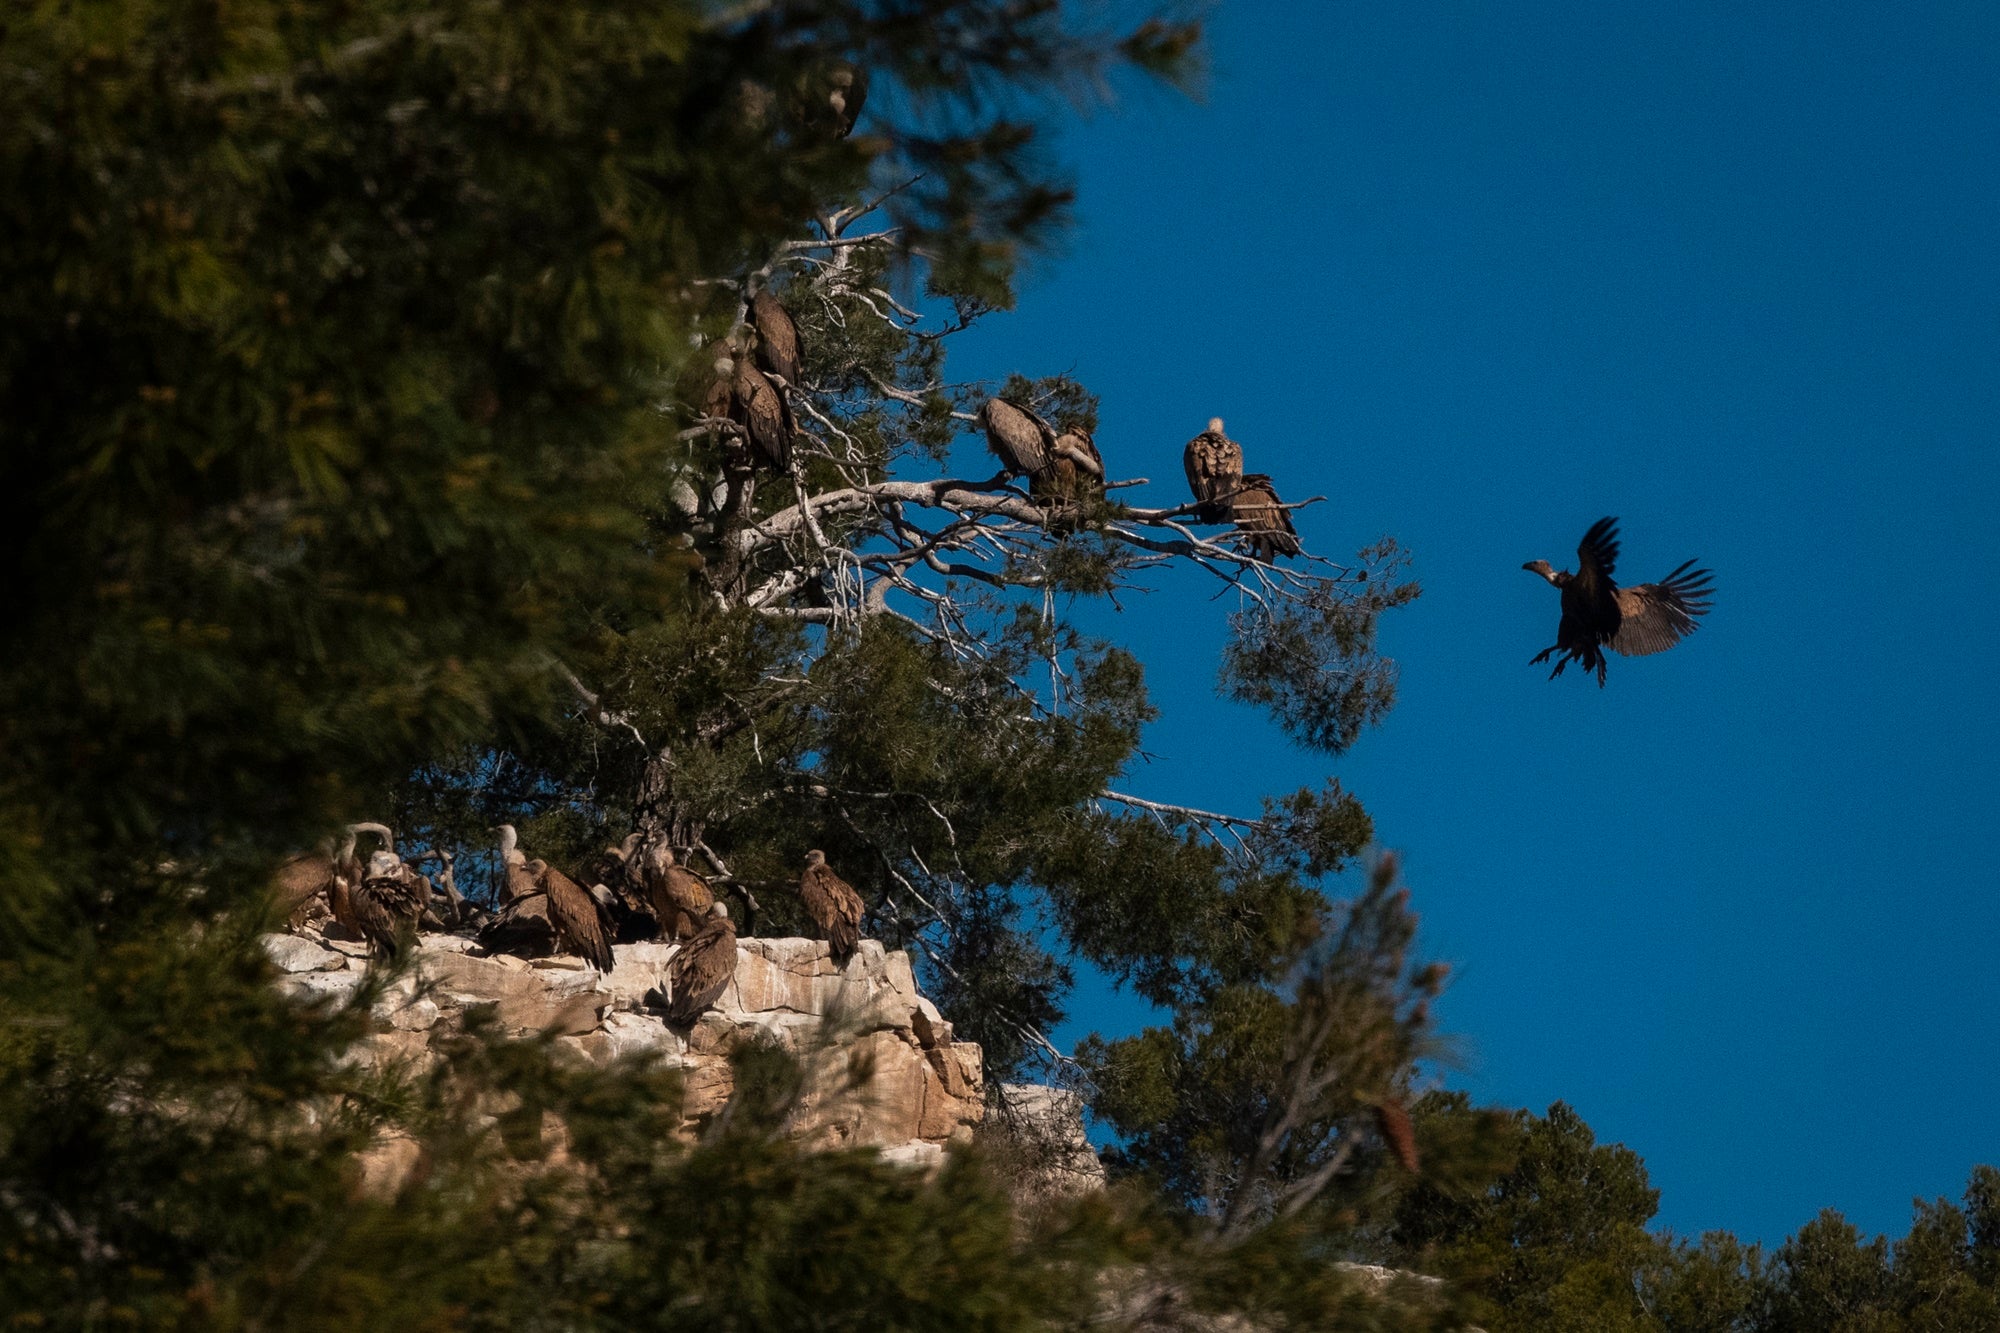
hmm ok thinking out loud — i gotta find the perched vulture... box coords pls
[493,824,543,906]
[324,824,391,946]
[579,832,655,942]
[274,843,337,929]
[525,857,617,974]
[728,356,793,472]
[825,63,868,138]
[1524,517,1715,687]
[977,396,1056,481]
[1230,474,1302,563]
[1375,1099,1421,1174]
[798,849,864,964]
[350,848,429,959]
[748,291,803,390]
[665,902,738,1025]
[637,841,715,942]
[1033,427,1106,507]
[1182,418,1244,523]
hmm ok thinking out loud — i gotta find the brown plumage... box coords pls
[799,849,864,964]
[1375,1099,1420,1174]
[729,356,793,472]
[748,291,803,390]
[579,832,654,939]
[352,848,428,959]
[324,825,384,944]
[1183,417,1244,523]
[824,63,868,138]
[274,845,336,928]
[1033,428,1106,507]
[530,858,617,973]
[1524,517,1714,687]
[978,396,1056,481]
[1230,474,1301,563]
[666,902,738,1024]
[637,841,716,942]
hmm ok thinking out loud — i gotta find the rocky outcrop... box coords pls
[985,1082,1106,1204]
[266,928,984,1165]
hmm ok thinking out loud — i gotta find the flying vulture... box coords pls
[748,291,804,391]
[1230,474,1302,563]
[525,857,617,973]
[665,902,738,1024]
[350,847,430,959]
[1524,516,1715,687]
[798,849,864,964]
[637,841,716,942]
[1183,418,1244,523]
[1033,427,1106,507]
[728,356,793,472]
[978,396,1057,481]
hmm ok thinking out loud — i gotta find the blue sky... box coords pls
[953,0,2000,1246]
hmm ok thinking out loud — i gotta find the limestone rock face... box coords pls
[988,1082,1106,1202]
[276,925,983,1168]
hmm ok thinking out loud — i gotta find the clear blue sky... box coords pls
[954,0,2000,1247]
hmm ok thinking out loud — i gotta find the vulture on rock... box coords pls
[580,833,656,942]
[798,849,864,964]
[749,291,804,391]
[666,902,738,1025]
[1230,474,1301,563]
[1524,517,1715,687]
[1182,418,1244,523]
[351,847,430,958]
[638,842,716,942]
[528,857,617,974]
[978,397,1056,481]
[493,823,543,905]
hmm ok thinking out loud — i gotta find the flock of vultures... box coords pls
[277,292,1721,1009]
[714,291,1713,686]
[279,827,863,1027]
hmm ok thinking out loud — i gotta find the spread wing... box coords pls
[667,917,738,1023]
[1573,516,1621,602]
[542,863,616,972]
[749,291,803,388]
[1611,560,1714,657]
[978,398,1053,478]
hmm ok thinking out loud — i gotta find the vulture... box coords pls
[1230,474,1302,563]
[637,841,716,942]
[350,847,430,959]
[526,856,617,974]
[1034,427,1106,507]
[579,832,656,942]
[1376,1099,1421,1174]
[1524,517,1715,687]
[798,849,864,964]
[665,902,738,1025]
[493,823,543,906]
[1182,418,1244,523]
[977,396,1056,481]
[274,842,338,929]
[322,824,394,946]
[825,63,868,138]
[748,291,803,391]
[728,355,793,472]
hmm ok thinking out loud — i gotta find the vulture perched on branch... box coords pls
[666,902,738,1025]
[1524,516,1715,686]
[1034,427,1106,506]
[638,842,716,942]
[799,850,864,964]
[1183,418,1244,523]
[728,355,793,472]
[748,291,803,390]
[1230,474,1301,563]
[978,396,1056,481]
